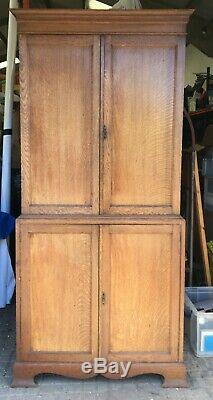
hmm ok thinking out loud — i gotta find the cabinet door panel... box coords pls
[17,220,99,362]
[20,35,100,214]
[100,223,184,362]
[101,35,185,214]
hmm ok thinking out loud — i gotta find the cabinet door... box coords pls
[17,220,99,362]
[100,223,184,362]
[101,35,185,214]
[20,35,100,214]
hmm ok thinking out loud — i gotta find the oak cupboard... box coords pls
[12,9,193,388]
[14,216,185,386]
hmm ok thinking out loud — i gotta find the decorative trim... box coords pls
[17,215,185,225]
[11,9,194,35]
[12,361,187,388]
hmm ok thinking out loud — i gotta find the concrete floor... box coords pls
[0,305,213,400]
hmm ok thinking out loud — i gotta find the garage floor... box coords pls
[0,305,213,400]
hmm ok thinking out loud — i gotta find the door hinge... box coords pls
[101,292,106,305]
[102,125,108,140]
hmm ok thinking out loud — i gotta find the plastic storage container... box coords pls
[185,287,213,357]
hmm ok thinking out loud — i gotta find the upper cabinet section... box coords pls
[19,34,100,214]
[101,35,186,215]
[13,10,193,216]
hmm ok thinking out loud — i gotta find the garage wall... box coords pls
[185,44,213,87]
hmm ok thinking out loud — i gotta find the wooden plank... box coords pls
[194,153,212,286]
[17,215,185,226]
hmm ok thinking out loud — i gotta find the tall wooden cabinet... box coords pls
[12,9,192,388]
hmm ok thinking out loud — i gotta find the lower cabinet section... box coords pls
[13,217,187,387]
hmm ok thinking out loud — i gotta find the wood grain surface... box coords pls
[101,35,185,215]
[12,9,193,35]
[19,34,100,214]
[16,221,99,362]
[13,8,192,386]
[99,222,184,363]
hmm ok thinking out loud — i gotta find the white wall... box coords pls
[185,44,213,87]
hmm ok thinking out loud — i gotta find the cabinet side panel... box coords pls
[19,35,100,214]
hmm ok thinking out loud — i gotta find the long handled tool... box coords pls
[0,0,18,308]
[184,108,211,286]
[194,153,212,285]
[184,108,196,286]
